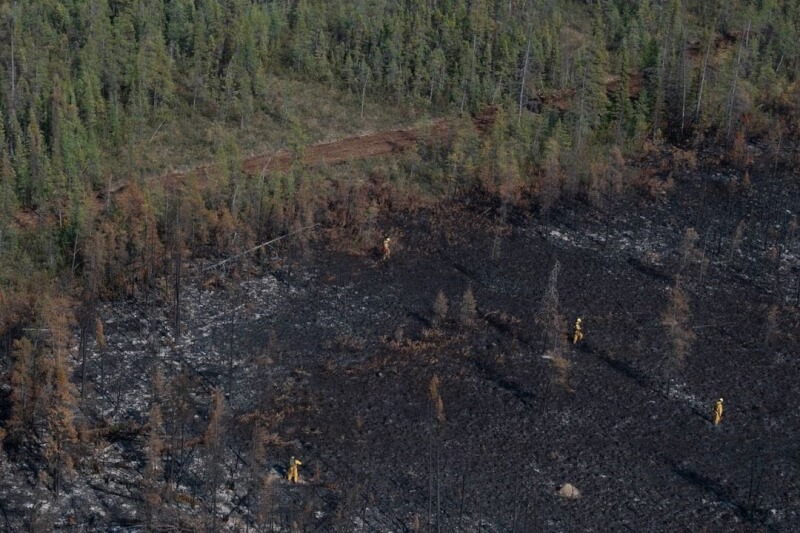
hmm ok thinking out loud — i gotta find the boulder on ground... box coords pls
[556,483,581,500]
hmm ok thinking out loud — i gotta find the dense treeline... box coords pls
[1,1,799,271]
[1,0,800,517]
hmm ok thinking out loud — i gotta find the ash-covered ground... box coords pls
[1,166,799,532]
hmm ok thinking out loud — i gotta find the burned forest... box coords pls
[1,1,800,531]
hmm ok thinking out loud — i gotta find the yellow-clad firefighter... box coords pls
[287,456,302,483]
[573,318,584,344]
[381,237,391,261]
[713,398,724,426]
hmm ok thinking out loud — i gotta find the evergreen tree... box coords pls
[27,108,53,209]
[0,122,20,231]
[42,296,79,497]
[9,337,36,436]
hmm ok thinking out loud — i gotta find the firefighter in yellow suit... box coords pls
[713,398,724,426]
[381,237,391,261]
[573,318,584,344]
[288,456,302,483]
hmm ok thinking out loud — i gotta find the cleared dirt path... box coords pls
[242,121,446,176]
[246,107,495,176]
[115,110,495,195]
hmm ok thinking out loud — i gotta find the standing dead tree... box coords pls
[694,29,713,123]
[142,403,166,526]
[536,260,572,392]
[223,286,245,399]
[77,298,98,401]
[536,260,561,351]
[679,227,701,276]
[725,20,752,140]
[432,290,448,328]
[458,286,477,328]
[203,389,226,532]
[427,375,446,532]
[518,36,532,124]
[660,276,695,396]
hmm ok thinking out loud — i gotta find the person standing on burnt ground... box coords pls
[573,317,584,344]
[288,456,302,483]
[381,236,392,262]
[713,398,724,426]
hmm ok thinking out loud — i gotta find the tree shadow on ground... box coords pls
[666,459,770,527]
[472,359,536,407]
[586,344,653,390]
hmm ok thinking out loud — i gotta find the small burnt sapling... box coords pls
[458,286,477,328]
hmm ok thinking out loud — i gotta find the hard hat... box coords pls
[719,398,723,402]
[577,317,582,322]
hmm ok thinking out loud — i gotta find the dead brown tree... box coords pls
[432,290,448,328]
[458,286,477,328]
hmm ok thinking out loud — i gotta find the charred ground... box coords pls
[1,157,799,532]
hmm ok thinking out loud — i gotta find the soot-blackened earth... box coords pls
[1,167,798,532]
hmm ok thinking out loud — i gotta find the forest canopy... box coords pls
[1,0,799,334]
